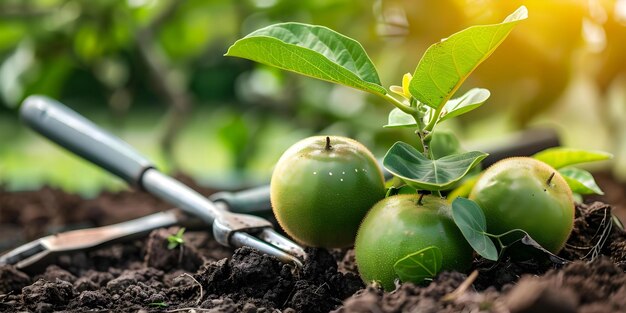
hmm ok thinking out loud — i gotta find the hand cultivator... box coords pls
[1,96,306,270]
[0,95,559,272]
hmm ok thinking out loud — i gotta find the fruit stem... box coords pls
[417,193,424,206]
[325,136,332,151]
[546,172,555,186]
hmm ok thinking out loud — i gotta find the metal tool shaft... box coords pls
[142,170,224,224]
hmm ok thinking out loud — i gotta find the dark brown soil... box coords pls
[1,176,626,312]
[337,201,626,313]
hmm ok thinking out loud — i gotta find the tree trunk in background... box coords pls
[136,0,192,170]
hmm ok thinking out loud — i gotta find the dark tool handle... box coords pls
[20,96,154,186]
[20,96,223,224]
[210,185,272,214]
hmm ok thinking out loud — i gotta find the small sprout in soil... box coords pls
[167,227,186,250]
[149,301,168,308]
[167,227,186,264]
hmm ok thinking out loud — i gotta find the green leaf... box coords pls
[225,23,386,95]
[393,246,443,284]
[167,227,185,250]
[149,302,168,308]
[438,88,490,123]
[383,108,416,128]
[532,147,613,169]
[559,167,604,195]
[409,6,527,109]
[451,197,498,261]
[383,142,487,191]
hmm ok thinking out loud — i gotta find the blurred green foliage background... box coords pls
[1,0,625,194]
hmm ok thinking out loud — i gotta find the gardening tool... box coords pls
[0,185,279,270]
[0,209,191,270]
[15,95,306,267]
[1,96,561,270]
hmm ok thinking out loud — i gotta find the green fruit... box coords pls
[355,195,473,291]
[469,157,575,254]
[270,136,385,248]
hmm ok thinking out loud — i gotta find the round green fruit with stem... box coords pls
[469,157,575,254]
[355,194,473,291]
[270,136,385,248]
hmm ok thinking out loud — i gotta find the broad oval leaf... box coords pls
[394,246,443,285]
[451,197,498,261]
[384,108,416,128]
[438,88,490,123]
[409,6,527,109]
[559,167,604,195]
[225,23,386,95]
[532,147,613,169]
[383,141,487,191]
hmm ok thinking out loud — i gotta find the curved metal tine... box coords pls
[230,232,304,268]
[257,228,306,261]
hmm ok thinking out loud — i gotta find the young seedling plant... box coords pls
[226,5,613,290]
[167,227,186,264]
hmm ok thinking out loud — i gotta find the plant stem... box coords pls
[489,228,526,239]
[424,105,443,132]
[408,99,429,156]
[178,245,184,265]
[381,93,417,115]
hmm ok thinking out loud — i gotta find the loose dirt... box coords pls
[1,179,626,312]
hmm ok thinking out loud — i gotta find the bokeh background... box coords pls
[1,0,625,195]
